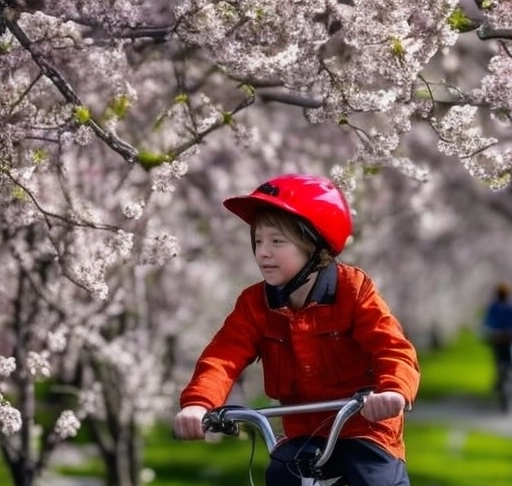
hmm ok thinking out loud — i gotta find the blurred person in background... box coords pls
[482,282,512,392]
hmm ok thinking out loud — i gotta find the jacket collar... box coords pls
[265,262,338,309]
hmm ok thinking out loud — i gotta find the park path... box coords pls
[407,394,512,437]
[35,445,102,486]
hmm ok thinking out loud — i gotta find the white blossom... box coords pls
[151,160,189,193]
[0,402,22,435]
[122,201,145,220]
[54,410,81,439]
[74,125,94,146]
[109,230,134,261]
[140,232,180,266]
[47,327,68,353]
[77,383,105,419]
[435,105,498,161]
[27,351,52,379]
[0,357,16,378]
[330,164,359,207]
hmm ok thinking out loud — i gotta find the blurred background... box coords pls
[1,1,512,486]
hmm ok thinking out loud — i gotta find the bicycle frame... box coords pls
[202,389,370,469]
[496,360,512,413]
[487,333,512,412]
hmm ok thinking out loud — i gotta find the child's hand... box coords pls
[173,405,208,439]
[361,391,406,422]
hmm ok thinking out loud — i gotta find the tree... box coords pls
[0,1,511,485]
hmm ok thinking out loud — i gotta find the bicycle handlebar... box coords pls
[202,389,371,468]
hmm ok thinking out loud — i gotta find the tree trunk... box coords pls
[90,418,142,486]
[6,460,36,486]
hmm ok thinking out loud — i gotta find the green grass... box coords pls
[142,430,268,486]
[0,464,12,486]
[406,423,512,486]
[1,327,510,485]
[407,327,512,485]
[417,327,495,400]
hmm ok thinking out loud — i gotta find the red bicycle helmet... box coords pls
[223,174,352,254]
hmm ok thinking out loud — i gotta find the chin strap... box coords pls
[279,248,322,300]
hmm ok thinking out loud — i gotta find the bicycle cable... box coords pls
[283,413,340,482]
[246,425,258,486]
[242,417,336,486]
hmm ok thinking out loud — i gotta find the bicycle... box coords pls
[201,389,371,486]
[497,361,512,413]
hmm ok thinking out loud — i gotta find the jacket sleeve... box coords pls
[351,272,420,407]
[179,289,262,410]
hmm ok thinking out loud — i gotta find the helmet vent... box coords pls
[256,182,279,197]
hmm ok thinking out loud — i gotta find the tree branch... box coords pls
[477,24,512,41]
[258,91,323,109]
[110,25,176,41]
[3,170,118,232]
[2,6,138,163]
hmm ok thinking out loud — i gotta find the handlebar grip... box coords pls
[202,407,242,436]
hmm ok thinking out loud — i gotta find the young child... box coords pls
[173,174,420,486]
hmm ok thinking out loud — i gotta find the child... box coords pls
[173,174,420,486]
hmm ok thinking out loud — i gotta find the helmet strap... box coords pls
[279,247,322,300]
[278,220,326,299]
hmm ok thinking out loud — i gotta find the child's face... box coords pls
[253,223,310,287]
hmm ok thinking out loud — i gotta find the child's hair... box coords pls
[250,208,333,268]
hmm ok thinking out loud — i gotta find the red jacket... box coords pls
[180,262,420,460]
